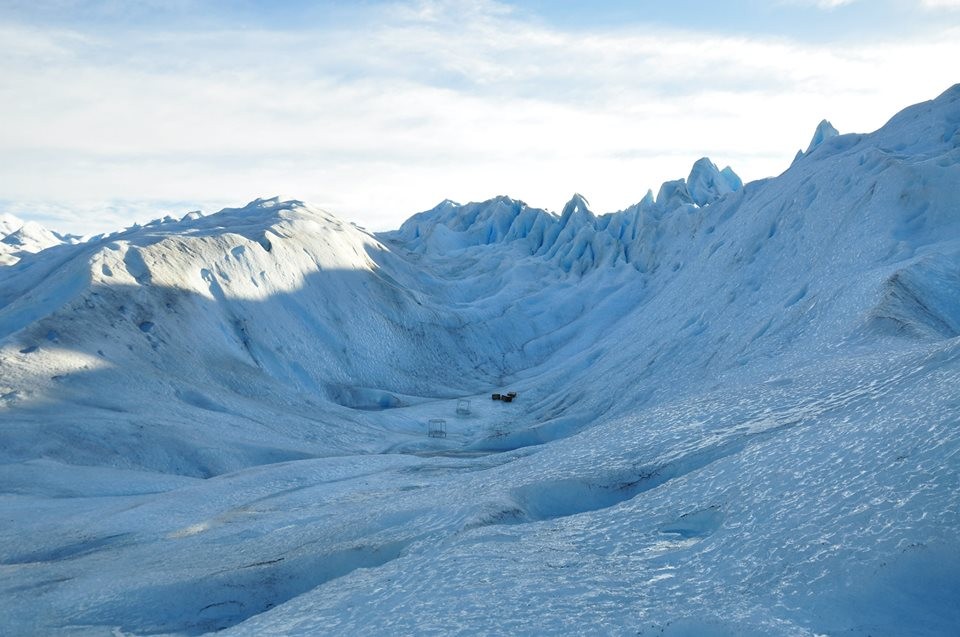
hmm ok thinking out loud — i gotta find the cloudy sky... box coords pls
[1,0,959,235]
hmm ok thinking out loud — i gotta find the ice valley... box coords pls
[1,86,960,635]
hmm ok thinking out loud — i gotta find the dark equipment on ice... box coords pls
[428,419,447,438]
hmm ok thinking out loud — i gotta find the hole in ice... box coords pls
[329,386,401,411]
[511,477,651,522]
[659,505,724,539]
[138,321,155,333]
[508,427,783,523]
[198,600,245,622]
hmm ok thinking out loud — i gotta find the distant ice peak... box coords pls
[242,196,306,211]
[561,193,593,221]
[686,158,742,207]
[0,212,24,238]
[655,179,693,209]
[805,120,840,154]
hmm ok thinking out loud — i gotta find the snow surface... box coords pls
[0,214,75,266]
[1,85,960,636]
[0,213,23,238]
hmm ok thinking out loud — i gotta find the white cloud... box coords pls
[779,0,859,8]
[920,0,960,8]
[1,2,959,234]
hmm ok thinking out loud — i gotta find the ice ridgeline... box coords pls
[389,156,741,275]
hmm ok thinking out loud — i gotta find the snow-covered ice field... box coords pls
[1,86,959,635]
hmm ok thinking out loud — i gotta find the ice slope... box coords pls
[1,85,959,636]
[0,198,531,474]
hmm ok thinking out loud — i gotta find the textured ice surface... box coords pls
[1,86,960,636]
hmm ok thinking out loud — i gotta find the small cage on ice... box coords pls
[456,399,471,416]
[428,418,447,438]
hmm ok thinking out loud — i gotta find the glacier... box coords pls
[1,85,959,636]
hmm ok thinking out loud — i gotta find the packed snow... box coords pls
[1,85,959,636]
